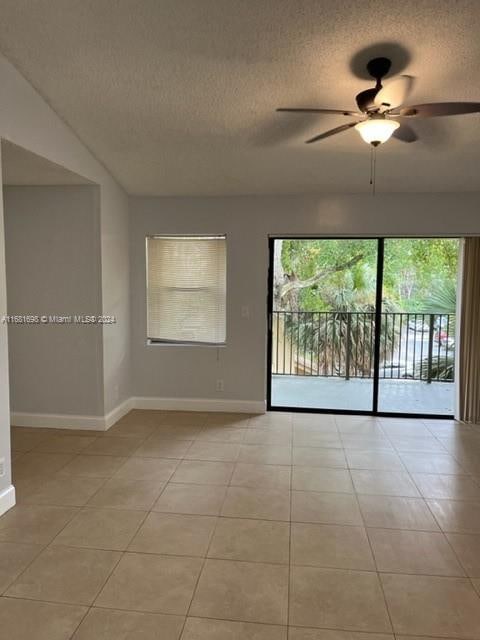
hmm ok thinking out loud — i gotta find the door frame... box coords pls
[266,236,455,419]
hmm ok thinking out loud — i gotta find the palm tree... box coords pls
[420,281,456,381]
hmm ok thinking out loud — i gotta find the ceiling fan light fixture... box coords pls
[355,118,400,146]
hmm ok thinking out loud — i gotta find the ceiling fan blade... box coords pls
[305,122,358,144]
[396,102,480,117]
[277,107,361,116]
[392,123,418,143]
[374,75,414,111]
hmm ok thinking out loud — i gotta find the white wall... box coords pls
[0,149,14,509]
[4,185,103,416]
[130,193,480,408]
[0,53,130,513]
[0,53,130,417]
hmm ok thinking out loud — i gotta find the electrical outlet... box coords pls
[241,305,250,318]
[216,379,224,392]
[0,457,5,478]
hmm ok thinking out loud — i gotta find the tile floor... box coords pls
[1,410,480,639]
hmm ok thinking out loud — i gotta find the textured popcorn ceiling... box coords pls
[0,0,479,195]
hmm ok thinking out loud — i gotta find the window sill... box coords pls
[146,339,226,348]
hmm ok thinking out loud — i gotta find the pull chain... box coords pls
[369,144,377,195]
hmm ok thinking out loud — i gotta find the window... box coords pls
[146,235,226,345]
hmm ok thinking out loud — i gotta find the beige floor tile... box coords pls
[170,460,234,485]
[380,421,432,438]
[231,463,291,489]
[412,473,480,500]
[129,512,216,556]
[473,579,480,596]
[249,414,292,428]
[428,499,480,533]
[72,607,184,640]
[113,456,178,482]
[346,450,404,471]
[446,533,480,577]
[13,452,74,478]
[292,491,363,526]
[0,597,87,640]
[112,409,165,428]
[160,412,208,427]
[350,470,420,497]
[181,617,287,639]
[291,523,375,570]
[293,414,336,428]
[293,425,339,438]
[205,412,252,427]
[293,434,342,448]
[238,444,292,465]
[336,419,385,435]
[0,542,43,592]
[293,447,347,468]
[96,552,202,614]
[290,566,391,632]
[292,467,353,493]
[152,425,203,440]
[21,475,104,507]
[341,436,393,451]
[222,487,290,521]
[400,451,466,474]
[381,573,480,637]
[208,517,289,564]
[72,608,184,640]
[244,429,292,445]
[7,545,120,605]
[88,477,165,510]
[0,504,77,544]
[368,528,464,575]
[190,558,288,625]
[358,495,440,530]
[53,507,146,550]
[83,436,145,457]
[10,431,49,452]
[35,435,97,454]
[153,483,226,515]
[103,422,157,439]
[58,454,127,478]
[133,436,193,459]
[388,435,447,453]
[288,630,392,640]
[185,441,241,462]
[196,427,247,443]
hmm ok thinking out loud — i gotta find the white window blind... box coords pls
[147,235,226,344]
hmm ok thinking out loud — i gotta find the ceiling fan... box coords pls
[277,57,480,146]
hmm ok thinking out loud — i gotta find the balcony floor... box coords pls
[271,375,454,415]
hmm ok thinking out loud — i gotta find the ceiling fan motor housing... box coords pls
[356,57,393,113]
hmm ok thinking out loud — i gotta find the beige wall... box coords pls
[4,185,104,416]
[129,193,480,407]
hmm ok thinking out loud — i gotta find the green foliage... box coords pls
[280,238,459,313]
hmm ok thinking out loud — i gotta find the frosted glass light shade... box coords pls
[355,118,400,145]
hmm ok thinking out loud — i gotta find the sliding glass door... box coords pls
[269,238,379,412]
[268,237,459,417]
[377,238,459,415]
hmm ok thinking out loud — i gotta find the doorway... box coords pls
[267,237,460,417]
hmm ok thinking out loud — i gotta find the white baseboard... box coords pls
[104,397,134,429]
[10,396,265,431]
[0,485,16,517]
[11,411,107,430]
[132,396,265,414]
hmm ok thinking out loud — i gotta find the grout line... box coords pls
[354,483,395,635]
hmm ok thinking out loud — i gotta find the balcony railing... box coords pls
[271,311,455,382]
